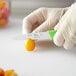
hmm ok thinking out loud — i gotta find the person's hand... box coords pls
[23,7,68,34]
[54,3,76,49]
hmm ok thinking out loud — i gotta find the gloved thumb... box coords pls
[54,23,65,47]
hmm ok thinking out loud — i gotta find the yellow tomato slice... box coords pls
[25,38,35,51]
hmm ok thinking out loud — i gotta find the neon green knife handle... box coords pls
[48,30,57,41]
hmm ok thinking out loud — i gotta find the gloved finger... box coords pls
[54,23,60,30]
[23,8,46,34]
[54,7,69,30]
[32,20,49,33]
[63,39,75,49]
[54,29,65,46]
[23,18,32,34]
[54,16,66,30]
[54,18,66,30]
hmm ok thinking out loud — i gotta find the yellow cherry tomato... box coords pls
[5,70,14,76]
[0,1,6,8]
[0,19,8,27]
[25,38,35,51]
[5,70,18,76]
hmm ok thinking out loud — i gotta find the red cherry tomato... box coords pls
[2,7,10,19]
[0,68,5,76]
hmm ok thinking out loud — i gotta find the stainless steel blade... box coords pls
[13,32,50,40]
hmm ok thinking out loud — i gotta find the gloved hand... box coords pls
[23,7,68,34]
[54,3,76,49]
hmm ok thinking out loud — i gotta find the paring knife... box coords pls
[14,30,57,41]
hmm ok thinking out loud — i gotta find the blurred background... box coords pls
[11,0,74,18]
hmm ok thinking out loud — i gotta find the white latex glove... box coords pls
[23,7,68,34]
[54,3,76,49]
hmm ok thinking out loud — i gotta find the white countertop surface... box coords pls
[0,17,76,76]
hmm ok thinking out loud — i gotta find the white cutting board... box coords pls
[0,17,76,76]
